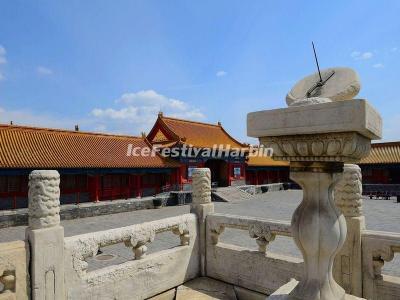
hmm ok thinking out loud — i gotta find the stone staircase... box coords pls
[212,187,253,202]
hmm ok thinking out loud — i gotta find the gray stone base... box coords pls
[154,277,268,300]
[0,197,154,228]
[267,280,365,300]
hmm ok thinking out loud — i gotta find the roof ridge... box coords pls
[0,123,141,139]
[372,141,400,147]
[161,115,220,127]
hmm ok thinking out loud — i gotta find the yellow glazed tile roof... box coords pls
[359,142,400,164]
[0,124,179,168]
[247,155,289,167]
[156,115,245,148]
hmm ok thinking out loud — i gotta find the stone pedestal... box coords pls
[247,98,382,300]
[190,168,214,276]
[25,170,65,300]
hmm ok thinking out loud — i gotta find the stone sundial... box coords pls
[286,67,361,106]
[247,45,382,300]
[286,43,361,107]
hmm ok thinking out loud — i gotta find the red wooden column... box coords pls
[179,164,186,190]
[94,175,100,202]
[135,175,142,198]
[227,162,232,186]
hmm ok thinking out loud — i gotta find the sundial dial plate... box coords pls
[286,67,361,106]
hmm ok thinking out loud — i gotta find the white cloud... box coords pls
[91,90,205,134]
[351,51,373,60]
[0,72,4,81]
[373,63,384,69]
[0,90,205,136]
[37,66,53,75]
[216,70,227,77]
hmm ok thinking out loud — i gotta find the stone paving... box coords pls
[0,190,399,275]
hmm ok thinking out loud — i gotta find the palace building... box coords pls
[0,117,399,210]
[0,124,179,209]
[359,142,400,184]
[245,155,289,185]
[147,113,248,188]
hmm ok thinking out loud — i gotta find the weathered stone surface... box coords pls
[335,164,363,217]
[26,226,65,300]
[64,214,199,300]
[361,230,400,300]
[234,286,267,300]
[334,164,365,297]
[192,168,212,204]
[176,277,237,299]
[247,99,382,140]
[191,168,214,276]
[27,169,65,300]
[261,132,371,163]
[0,241,29,300]
[286,67,361,105]
[267,280,366,299]
[268,278,299,299]
[28,170,60,229]
[290,96,332,107]
[207,242,302,295]
[147,288,176,300]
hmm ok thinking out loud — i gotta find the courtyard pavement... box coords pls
[0,190,399,276]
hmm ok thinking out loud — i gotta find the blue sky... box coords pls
[0,0,399,143]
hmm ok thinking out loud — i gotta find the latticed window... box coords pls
[8,176,20,192]
[0,176,7,193]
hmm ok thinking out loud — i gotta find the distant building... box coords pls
[1,119,398,210]
[0,124,179,209]
[245,155,289,185]
[359,142,400,184]
[147,113,247,188]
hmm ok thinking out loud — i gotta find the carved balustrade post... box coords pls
[172,223,190,246]
[26,170,65,300]
[333,164,365,297]
[190,168,214,276]
[249,224,276,253]
[124,229,155,260]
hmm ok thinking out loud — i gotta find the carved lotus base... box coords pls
[260,132,370,163]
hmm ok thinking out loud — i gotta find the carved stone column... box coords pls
[190,168,214,276]
[333,164,365,297]
[26,170,65,300]
[290,162,347,300]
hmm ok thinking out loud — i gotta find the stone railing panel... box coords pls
[64,213,199,300]
[0,241,29,300]
[206,213,302,295]
[362,230,400,300]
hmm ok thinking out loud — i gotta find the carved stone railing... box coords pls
[0,241,29,300]
[362,230,400,300]
[206,213,302,295]
[64,213,199,299]
[208,213,291,252]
